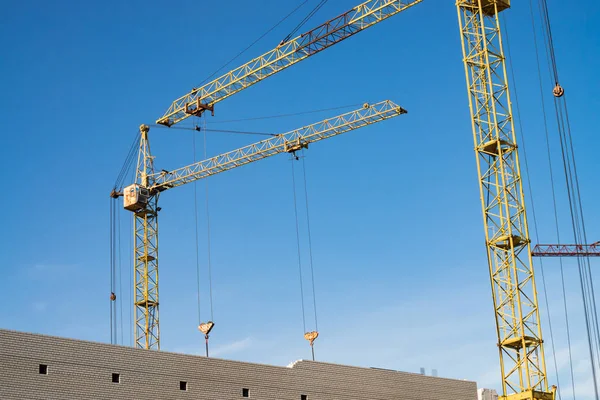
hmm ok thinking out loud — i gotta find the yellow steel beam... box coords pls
[156,0,421,127]
[456,1,554,399]
[151,100,406,191]
[133,125,160,350]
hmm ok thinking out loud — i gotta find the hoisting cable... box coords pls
[109,197,117,345]
[556,96,600,395]
[537,0,562,96]
[502,16,562,398]
[118,206,124,345]
[291,157,308,336]
[191,114,216,357]
[112,200,116,344]
[542,0,600,376]
[559,92,600,367]
[556,100,600,399]
[300,150,319,361]
[192,117,204,354]
[281,0,329,45]
[149,124,276,137]
[109,197,113,344]
[113,131,141,193]
[194,1,309,89]
[527,1,582,396]
[110,129,143,346]
[199,113,216,357]
[536,0,600,395]
[128,207,133,346]
[203,113,216,323]
[291,154,319,360]
[206,103,363,125]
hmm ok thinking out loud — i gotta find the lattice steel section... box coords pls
[152,101,405,190]
[134,125,160,350]
[456,2,554,400]
[156,0,422,127]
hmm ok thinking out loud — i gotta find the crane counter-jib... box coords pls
[156,0,423,127]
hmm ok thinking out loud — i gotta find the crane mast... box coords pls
[456,1,554,400]
[124,101,406,350]
[132,124,160,350]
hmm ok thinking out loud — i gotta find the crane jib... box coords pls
[156,0,422,127]
[151,100,406,191]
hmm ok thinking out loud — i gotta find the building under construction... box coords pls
[0,329,476,400]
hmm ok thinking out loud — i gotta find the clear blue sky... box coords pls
[1,0,599,398]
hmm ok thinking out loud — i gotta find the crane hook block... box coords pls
[110,292,116,301]
[198,321,215,335]
[304,331,319,346]
[553,83,565,98]
[284,138,309,154]
[185,99,215,117]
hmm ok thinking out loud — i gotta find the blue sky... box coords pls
[1,0,599,398]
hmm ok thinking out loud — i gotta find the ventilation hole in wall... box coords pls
[180,381,188,391]
[242,388,249,397]
[39,364,48,375]
[112,373,120,383]
[301,395,307,400]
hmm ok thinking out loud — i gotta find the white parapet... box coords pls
[478,388,499,400]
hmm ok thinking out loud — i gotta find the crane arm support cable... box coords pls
[532,243,600,257]
[156,0,422,127]
[151,101,406,190]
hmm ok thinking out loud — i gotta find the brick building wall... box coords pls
[0,329,477,400]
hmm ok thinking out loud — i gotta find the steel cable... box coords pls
[203,115,215,322]
[149,124,275,136]
[535,0,600,395]
[193,122,202,327]
[502,16,562,396]
[118,206,124,345]
[109,198,114,344]
[195,1,309,88]
[300,151,318,332]
[206,103,363,125]
[129,208,133,346]
[114,131,140,191]
[291,158,307,333]
[281,0,328,44]
[527,2,579,396]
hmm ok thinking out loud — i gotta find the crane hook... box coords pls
[304,331,319,346]
[553,83,565,98]
[110,292,117,301]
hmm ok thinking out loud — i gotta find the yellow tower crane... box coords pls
[155,0,423,127]
[116,101,406,350]
[456,2,554,400]
[113,1,558,400]
[112,0,421,351]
